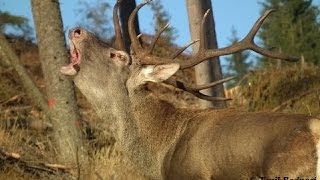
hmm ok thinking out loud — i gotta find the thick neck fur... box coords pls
[128,84,196,178]
[130,86,189,144]
[74,67,169,178]
[74,64,134,140]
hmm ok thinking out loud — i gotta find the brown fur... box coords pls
[130,88,317,179]
[62,28,319,180]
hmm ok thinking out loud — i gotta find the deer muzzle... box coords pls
[60,28,83,76]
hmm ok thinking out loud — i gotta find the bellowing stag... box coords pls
[61,1,319,179]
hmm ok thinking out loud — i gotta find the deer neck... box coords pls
[74,70,164,177]
[73,68,136,139]
[128,85,191,177]
[131,84,190,125]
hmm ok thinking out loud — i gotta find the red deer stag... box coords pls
[61,1,319,179]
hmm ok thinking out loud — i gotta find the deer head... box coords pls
[60,27,131,131]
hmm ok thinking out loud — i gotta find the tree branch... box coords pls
[272,88,318,112]
[0,33,50,115]
[0,146,73,178]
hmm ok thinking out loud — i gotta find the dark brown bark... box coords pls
[31,0,85,164]
[186,0,226,108]
[119,0,141,53]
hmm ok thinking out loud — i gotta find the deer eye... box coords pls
[110,52,116,58]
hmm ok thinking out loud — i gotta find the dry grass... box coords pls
[81,145,145,180]
[0,98,144,179]
[231,64,320,116]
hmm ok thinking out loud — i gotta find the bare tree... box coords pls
[186,0,226,108]
[31,0,85,165]
[0,33,49,114]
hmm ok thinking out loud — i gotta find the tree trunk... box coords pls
[119,0,141,53]
[31,0,85,165]
[186,0,226,108]
[0,33,49,115]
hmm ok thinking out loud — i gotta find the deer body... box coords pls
[77,71,320,179]
[128,83,318,179]
[60,3,320,178]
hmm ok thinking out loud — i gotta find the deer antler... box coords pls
[165,76,236,101]
[113,0,125,51]
[128,3,298,67]
[178,9,299,69]
[126,2,299,101]
[128,1,147,52]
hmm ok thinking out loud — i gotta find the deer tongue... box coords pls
[60,42,81,76]
[60,63,77,76]
[70,47,80,64]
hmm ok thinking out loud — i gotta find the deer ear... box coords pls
[109,49,130,66]
[141,63,180,82]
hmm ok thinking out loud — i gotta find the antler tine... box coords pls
[113,0,125,51]
[128,1,150,53]
[244,9,298,60]
[186,76,236,91]
[147,23,170,54]
[178,9,299,69]
[199,9,211,51]
[170,39,199,59]
[192,92,232,102]
[164,76,234,102]
[243,9,275,43]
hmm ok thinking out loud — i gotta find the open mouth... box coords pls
[60,40,81,76]
[70,40,81,65]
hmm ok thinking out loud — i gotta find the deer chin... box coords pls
[60,41,81,76]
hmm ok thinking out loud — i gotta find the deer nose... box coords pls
[69,28,82,39]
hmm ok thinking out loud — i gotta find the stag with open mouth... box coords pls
[60,0,320,179]
[60,28,83,76]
